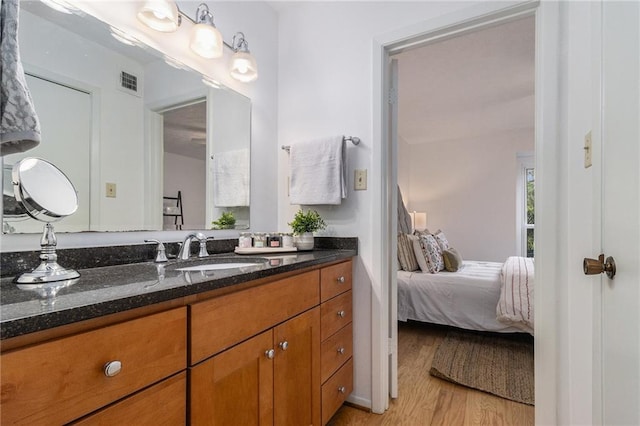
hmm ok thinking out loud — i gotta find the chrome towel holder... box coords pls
[281,136,360,153]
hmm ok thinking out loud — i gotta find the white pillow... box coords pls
[408,234,430,273]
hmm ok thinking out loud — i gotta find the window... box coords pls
[517,154,535,257]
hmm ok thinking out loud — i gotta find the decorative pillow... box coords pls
[418,234,445,273]
[433,229,450,251]
[397,233,419,272]
[408,234,430,273]
[442,247,463,272]
[413,228,431,238]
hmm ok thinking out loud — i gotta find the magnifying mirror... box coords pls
[12,157,80,283]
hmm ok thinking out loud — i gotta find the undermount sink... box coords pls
[176,263,261,272]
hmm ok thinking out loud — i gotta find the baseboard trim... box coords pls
[346,395,372,411]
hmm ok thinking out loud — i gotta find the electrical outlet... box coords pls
[106,182,117,198]
[584,131,592,168]
[354,169,367,190]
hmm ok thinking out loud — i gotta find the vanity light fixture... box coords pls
[189,3,223,59]
[137,0,182,33]
[229,32,258,83]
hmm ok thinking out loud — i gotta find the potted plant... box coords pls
[288,209,326,250]
[212,211,236,229]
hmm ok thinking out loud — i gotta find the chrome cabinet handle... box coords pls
[279,341,289,351]
[338,386,346,394]
[103,360,122,377]
[337,347,345,355]
[337,276,345,283]
[337,310,346,318]
[265,349,275,359]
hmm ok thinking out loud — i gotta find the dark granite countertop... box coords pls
[1,248,356,340]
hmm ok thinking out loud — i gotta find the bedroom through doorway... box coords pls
[391,14,536,420]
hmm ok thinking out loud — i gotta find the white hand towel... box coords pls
[0,0,41,156]
[212,148,250,207]
[289,136,345,205]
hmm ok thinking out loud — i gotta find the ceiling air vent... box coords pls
[118,70,142,97]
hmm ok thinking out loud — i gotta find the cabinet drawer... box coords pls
[320,324,353,383]
[321,358,353,425]
[320,261,352,302]
[190,270,320,364]
[0,307,187,426]
[320,290,352,341]
[72,372,186,425]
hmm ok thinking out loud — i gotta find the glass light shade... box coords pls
[137,0,180,33]
[189,24,223,59]
[230,51,258,82]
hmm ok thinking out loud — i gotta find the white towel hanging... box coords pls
[289,136,345,205]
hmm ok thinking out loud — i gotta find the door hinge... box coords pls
[388,337,397,355]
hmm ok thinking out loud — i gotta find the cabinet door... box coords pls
[190,330,274,426]
[71,372,186,425]
[273,308,321,426]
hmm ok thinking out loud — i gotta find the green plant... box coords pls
[212,211,236,229]
[288,209,326,235]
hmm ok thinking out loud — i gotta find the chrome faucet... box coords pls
[177,233,211,260]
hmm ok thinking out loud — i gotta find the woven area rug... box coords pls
[429,330,534,405]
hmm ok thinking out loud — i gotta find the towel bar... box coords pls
[281,136,360,152]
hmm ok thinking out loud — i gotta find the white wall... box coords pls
[2,0,279,251]
[399,130,534,262]
[163,152,206,230]
[277,0,479,409]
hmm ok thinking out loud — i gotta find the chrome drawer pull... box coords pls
[279,341,289,351]
[338,386,346,394]
[103,360,122,377]
[337,347,345,355]
[337,310,346,318]
[265,349,275,359]
[337,276,345,283]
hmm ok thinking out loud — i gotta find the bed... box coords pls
[398,260,527,333]
[396,188,533,334]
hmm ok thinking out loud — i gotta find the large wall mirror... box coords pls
[1,1,251,235]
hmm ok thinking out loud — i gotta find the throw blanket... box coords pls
[496,256,534,334]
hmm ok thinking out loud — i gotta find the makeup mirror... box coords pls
[11,157,80,283]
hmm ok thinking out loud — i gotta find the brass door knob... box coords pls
[583,254,616,279]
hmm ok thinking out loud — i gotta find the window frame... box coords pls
[516,153,535,257]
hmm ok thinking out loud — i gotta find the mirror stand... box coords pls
[16,223,79,283]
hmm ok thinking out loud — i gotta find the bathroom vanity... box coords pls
[0,248,355,425]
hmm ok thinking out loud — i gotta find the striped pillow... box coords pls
[397,233,419,272]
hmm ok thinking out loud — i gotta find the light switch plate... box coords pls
[354,169,367,190]
[106,182,117,198]
[584,131,592,168]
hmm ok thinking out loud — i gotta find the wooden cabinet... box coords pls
[72,372,187,425]
[0,258,353,426]
[0,307,187,425]
[190,308,321,426]
[319,262,353,424]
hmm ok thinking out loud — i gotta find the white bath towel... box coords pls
[0,0,40,156]
[289,136,345,205]
[212,148,249,207]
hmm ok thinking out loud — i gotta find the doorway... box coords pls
[372,2,560,421]
[160,100,207,230]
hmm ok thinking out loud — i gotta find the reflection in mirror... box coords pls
[1,0,251,234]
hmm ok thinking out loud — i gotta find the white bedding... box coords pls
[398,261,524,333]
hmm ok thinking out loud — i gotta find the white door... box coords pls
[599,2,640,424]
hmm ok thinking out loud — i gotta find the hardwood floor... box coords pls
[327,321,534,426]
